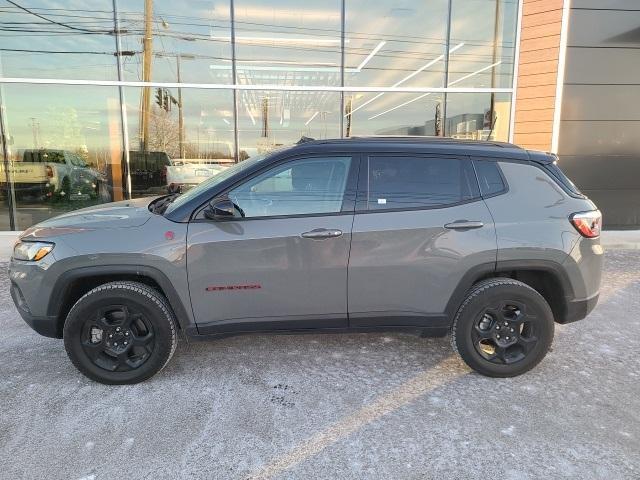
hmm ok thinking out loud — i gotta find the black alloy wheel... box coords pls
[472,301,538,365]
[80,305,155,372]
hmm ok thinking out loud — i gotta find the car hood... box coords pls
[21,197,158,239]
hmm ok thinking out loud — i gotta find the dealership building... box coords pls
[0,0,638,229]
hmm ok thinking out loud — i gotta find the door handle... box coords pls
[444,220,484,230]
[301,228,343,239]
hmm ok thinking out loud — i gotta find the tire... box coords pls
[56,176,71,202]
[63,281,178,385]
[451,278,554,377]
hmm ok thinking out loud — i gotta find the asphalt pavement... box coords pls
[0,250,638,479]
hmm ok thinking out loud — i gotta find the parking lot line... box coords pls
[247,355,467,480]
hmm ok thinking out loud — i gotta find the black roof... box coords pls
[290,136,541,161]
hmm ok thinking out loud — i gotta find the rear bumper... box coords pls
[10,282,60,338]
[561,292,600,324]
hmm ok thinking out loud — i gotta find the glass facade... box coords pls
[0,0,518,230]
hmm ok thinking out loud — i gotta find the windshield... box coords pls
[163,152,274,214]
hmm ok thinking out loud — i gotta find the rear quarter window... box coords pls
[542,162,583,197]
[473,160,507,197]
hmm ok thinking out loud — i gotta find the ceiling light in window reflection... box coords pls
[305,111,320,126]
[356,41,386,71]
[368,93,433,120]
[448,61,502,86]
[367,60,503,121]
[222,118,231,125]
[245,104,256,125]
[345,43,464,118]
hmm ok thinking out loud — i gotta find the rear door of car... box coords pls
[347,151,497,327]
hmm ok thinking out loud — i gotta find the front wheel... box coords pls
[451,278,554,377]
[63,282,177,384]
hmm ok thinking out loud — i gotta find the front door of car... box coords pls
[347,153,497,327]
[187,154,358,334]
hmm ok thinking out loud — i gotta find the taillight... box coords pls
[45,166,53,178]
[570,210,602,238]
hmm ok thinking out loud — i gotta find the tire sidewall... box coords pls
[454,283,554,377]
[63,284,175,384]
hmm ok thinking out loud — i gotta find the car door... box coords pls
[348,153,497,327]
[187,153,358,334]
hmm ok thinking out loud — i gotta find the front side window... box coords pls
[228,156,352,218]
[367,156,479,210]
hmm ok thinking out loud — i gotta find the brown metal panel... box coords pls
[518,73,558,87]
[521,22,563,41]
[513,0,565,151]
[523,0,564,16]
[519,48,559,64]
[515,96,556,111]
[520,35,562,52]
[515,84,557,99]
[515,108,555,123]
[519,60,560,75]
[513,121,553,134]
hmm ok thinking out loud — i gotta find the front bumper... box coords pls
[10,281,61,338]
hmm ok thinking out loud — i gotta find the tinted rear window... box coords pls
[474,160,506,196]
[367,156,479,210]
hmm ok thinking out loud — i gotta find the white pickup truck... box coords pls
[166,159,231,193]
[0,149,108,201]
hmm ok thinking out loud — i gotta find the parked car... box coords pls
[166,159,231,193]
[9,137,603,384]
[0,149,109,201]
[126,151,171,197]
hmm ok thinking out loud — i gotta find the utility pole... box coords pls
[140,0,153,151]
[176,55,184,158]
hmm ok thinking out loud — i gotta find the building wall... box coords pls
[512,0,565,151]
[558,0,640,228]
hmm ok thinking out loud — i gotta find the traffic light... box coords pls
[162,89,171,112]
[155,88,163,108]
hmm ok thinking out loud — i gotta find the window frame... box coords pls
[354,153,482,213]
[192,152,360,222]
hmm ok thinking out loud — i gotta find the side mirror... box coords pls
[204,197,242,221]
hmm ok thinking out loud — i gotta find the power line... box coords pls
[3,0,111,33]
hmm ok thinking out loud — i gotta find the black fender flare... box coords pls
[47,264,193,330]
[444,259,575,323]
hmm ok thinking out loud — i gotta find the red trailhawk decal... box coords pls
[206,284,262,292]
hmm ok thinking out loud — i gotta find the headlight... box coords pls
[13,241,54,261]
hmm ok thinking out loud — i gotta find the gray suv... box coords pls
[9,138,603,384]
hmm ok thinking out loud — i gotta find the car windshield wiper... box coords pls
[149,193,180,214]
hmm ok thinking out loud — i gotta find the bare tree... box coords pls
[148,107,180,158]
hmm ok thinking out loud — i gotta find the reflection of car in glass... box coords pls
[126,151,171,197]
[166,159,232,193]
[9,138,602,385]
[0,149,109,201]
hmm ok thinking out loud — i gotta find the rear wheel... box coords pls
[451,278,554,377]
[63,281,177,384]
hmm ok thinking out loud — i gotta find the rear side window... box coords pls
[474,160,506,196]
[367,156,479,210]
[543,162,583,196]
